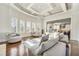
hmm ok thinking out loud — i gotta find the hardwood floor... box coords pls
[6,37,38,56]
[70,40,79,56]
[6,41,32,56]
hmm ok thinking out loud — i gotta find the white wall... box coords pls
[0,4,42,33]
[71,4,79,41]
[0,4,11,33]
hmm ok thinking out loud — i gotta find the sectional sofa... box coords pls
[24,32,70,56]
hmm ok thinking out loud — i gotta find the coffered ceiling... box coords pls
[11,3,72,17]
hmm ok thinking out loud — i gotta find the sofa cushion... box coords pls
[43,42,66,56]
[59,33,64,39]
[41,34,49,42]
[41,36,59,53]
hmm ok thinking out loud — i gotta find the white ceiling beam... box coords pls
[10,4,38,18]
[60,3,67,12]
[28,8,39,14]
[26,3,40,14]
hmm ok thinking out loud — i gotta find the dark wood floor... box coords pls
[6,37,39,56]
[70,40,79,56]
[6,41,33,56]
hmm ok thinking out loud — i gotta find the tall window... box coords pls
[11,18,18,32]
[36,23,41,33]
[19,20,25,33]
[32,22,36,33]
[26,21,31,33]
[11,18,42,35]
[31,22,41,34]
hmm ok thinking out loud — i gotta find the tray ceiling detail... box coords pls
[13,3,72,17]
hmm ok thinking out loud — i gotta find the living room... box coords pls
[0,3,79,56]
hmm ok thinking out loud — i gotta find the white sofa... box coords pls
[42,33,70,56]
[7,33,22,43]
[0,33,22,43]
[41,36,59,53]
[28,37,67,56]
[43,42,66,56]
[8,36,22,43]
[24,32,60,56]
[24,32,69,56]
